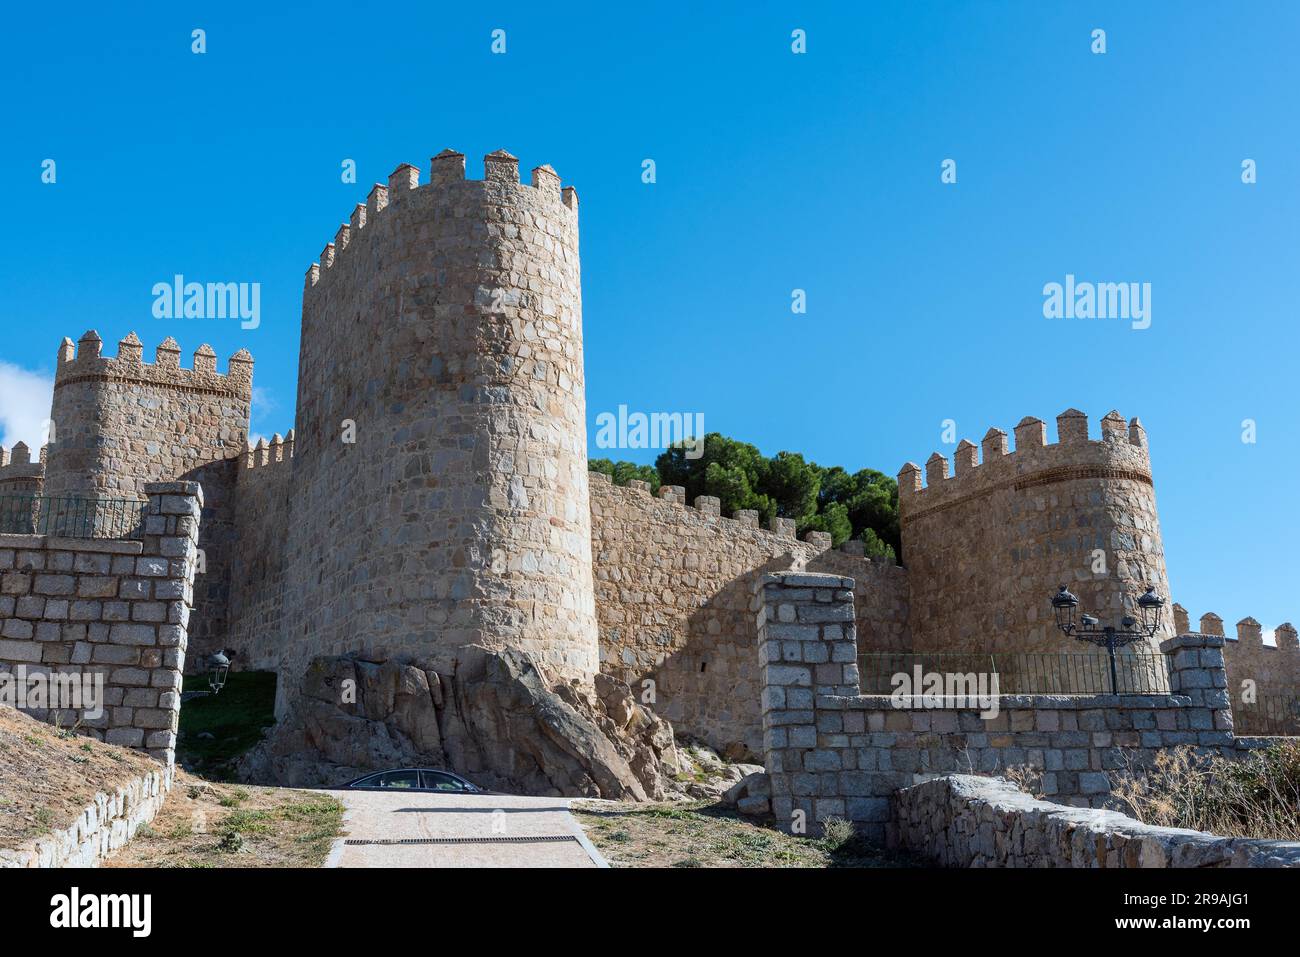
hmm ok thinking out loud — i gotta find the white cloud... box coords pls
[251,386,277,419]
[0,361,54,451]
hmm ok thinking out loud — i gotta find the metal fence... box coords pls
[857,651,1171,696]
[1232,692,1300,736]
[0,494,146,541]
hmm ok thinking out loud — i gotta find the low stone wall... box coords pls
[755,571,1260,842]
[889,774,1300,867]
[590,474,909,758]
[0,765,172,868]
[0,482,202,763]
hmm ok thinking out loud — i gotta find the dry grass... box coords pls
[573,799,918,868]
[1110,743,1300,841]
[0,705,160,847]
[104,768,344,868]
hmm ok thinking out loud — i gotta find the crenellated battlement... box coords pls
[1179,605,1300,703]
[241,431,295,472]
[304,149,578,290]
[1173,604,1299,652]
[588,470,904,572]
[54,331,253,398]
[0,442,46,490]
[898,408,1152,521]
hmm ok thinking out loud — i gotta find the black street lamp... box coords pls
[1050,585,1165,694]
[207,651,231,695]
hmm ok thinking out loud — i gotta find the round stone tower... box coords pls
[283,149,598,687]
[42,330,252,499]
[898,409,1174,661]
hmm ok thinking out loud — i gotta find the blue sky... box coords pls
[2,1,1296,635]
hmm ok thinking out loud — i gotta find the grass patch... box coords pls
[176,671,277,778]
[104,771,345,869]
[573,799,919,868]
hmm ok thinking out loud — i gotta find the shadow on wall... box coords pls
[652,552,911,762]
[807,550,911,656]
[656,556,798,762]
[178,457,239,673]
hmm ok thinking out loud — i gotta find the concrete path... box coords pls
[323,790,607,868]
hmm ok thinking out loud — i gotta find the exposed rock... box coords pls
[237,648,681,800]
[719,769,772,816]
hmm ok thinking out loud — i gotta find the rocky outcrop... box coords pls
[721,770,773,817]
[237,648,683,799]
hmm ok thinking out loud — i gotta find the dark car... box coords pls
[341,768,486,794]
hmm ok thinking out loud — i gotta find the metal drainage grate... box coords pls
[344,835,580,847]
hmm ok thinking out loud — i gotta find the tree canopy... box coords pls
[590,433,900,562]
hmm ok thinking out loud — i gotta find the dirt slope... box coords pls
[0,705,160,848]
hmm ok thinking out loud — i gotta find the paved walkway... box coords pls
[323,790,607,868]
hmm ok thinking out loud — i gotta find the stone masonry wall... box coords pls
[0,443,45,496]
[1172,606,1300,732]
[898,410,1173,656]
[281,150,598,707]
[889,774,1300,867]
[43,332,251,500]
[40,332,250,665]
[1183,608,1300,698]
[756,571,1246,843]
[0,482,202,764]
[226,435,295,672]
[590,473,910,757]
[182,456,238,672]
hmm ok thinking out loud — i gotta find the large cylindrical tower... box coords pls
[283,149,598,686]
[898,409,1174,664]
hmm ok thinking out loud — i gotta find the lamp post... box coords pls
[207,651,231,695]
[1050,585,1165,694]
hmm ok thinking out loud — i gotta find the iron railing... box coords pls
[1232,692,1300,736]
[0,494,146,541]
[856,651,1172,696]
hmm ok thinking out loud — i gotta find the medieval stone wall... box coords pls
[181,456,238,672]
[226,434,295,672]
[898,409,1173,656]
[1173,607,1300,698]
[280,150,597,706]
[0,482,202,765]
[43,332,251,499]
[40,333,252,667]
[754,572,1256,843]
[1171,607,1300,733]
[0,444,45,496]
[589,472,909,757]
